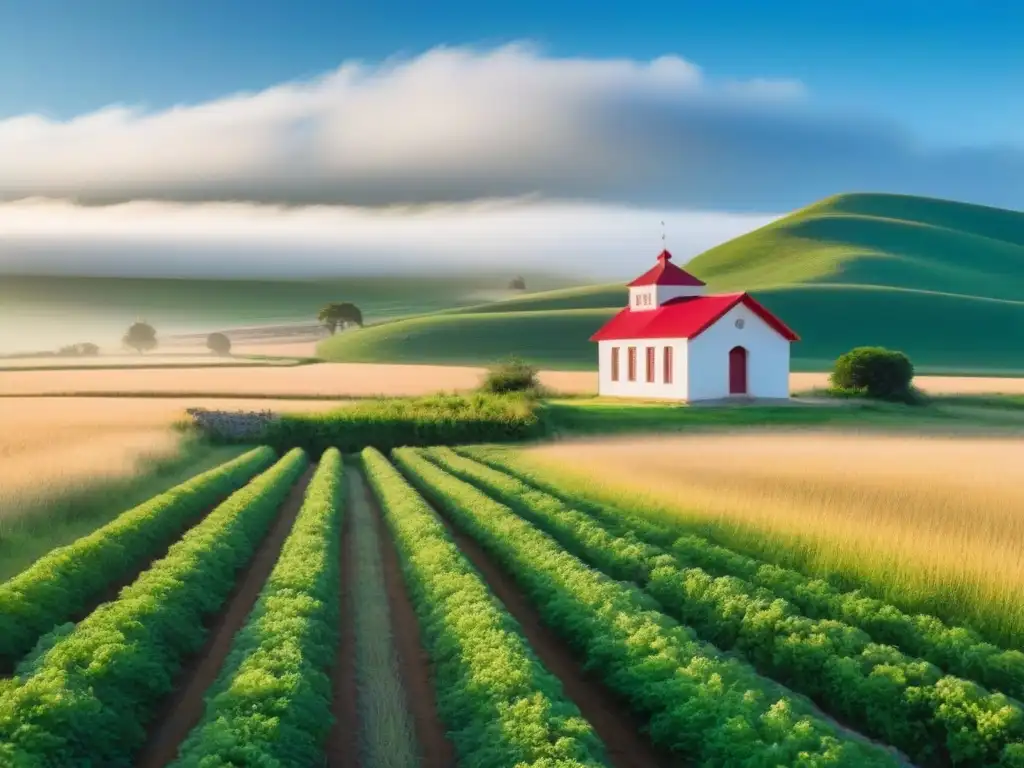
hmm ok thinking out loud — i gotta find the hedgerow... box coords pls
[0,449,308,768]
[459,446,1024,705]
[262,393,546,453]
[427,447,1024,767]
[172,449,343,767]
[393,448,901,767]
[361,447,607,768]
[0,446,276,670]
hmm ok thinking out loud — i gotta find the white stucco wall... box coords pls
[686,303,791,400]
[597,339,689,400]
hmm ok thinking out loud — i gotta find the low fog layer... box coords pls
[0,198,776,279]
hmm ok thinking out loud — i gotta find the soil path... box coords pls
[359,469,456,768]
[134,465,316,768]
[427,503,676,768]
[325,484,361,768]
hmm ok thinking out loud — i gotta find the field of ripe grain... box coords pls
[515,431,1024,643]
[4,362,1024,398]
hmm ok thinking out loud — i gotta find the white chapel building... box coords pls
[590,250,799,402]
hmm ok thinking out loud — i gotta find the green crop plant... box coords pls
[0,449,308,767]
[173,449,344,767]
[392,448,901,767]
[0,446,276,670]
[361,447,608,768]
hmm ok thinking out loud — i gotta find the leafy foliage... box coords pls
[0,447,276,670]
[206,332,232,356]
[830,346,915,400]
[465,447,1024,703]
[0,449,308,767]
[478,356,540,394]
[392,448,900,767]
[57,342,100,357]
[361,448,607,767]
[430,448,1024,766]
[264,393,546,453]
[123,321,158,353]
[172,449,343,767]
[318,302,363,334]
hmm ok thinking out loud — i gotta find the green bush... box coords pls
[264,393,547,453]
[479,357,540,394]
[830,346,914,400]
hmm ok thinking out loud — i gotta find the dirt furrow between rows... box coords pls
[325,481,361,768]
[134,464,317,768]
[424,497,677,768]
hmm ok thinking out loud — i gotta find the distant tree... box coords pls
[318,302,364,334]
[508,276,526,290]
[57,342,100,357]
[206,332,232,356]
[123,322,158,353]
[830,346,915,401]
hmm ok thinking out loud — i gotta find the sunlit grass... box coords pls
[350,467,418,768]
[511,431,1024,647]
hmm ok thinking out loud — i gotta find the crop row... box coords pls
[173,448,344,767]
[460,446,1024,702]
[430,447,1024,767]
[0,446,276,670]
[361,447,608,767]
[392,447,901,767]
[0,449,308,768]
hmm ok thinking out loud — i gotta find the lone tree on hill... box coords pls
[508,276,526,290]
[206,332,232,356]
[123,322,158,354]
[318,302,364,334]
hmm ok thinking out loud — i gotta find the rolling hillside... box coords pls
[0,272,575,355]
[319,193,1024,374]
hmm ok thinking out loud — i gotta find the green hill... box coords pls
[318,193,1024,374]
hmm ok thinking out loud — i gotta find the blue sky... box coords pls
[2,0,1020,147]
[0,0,1020,279]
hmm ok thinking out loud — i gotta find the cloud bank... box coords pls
[0,198,776,278]
[2,43,1020,212]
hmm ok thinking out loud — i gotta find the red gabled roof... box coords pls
[627,250,706,287]
[589,292,800,342]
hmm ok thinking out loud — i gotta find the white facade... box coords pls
[596,303,792,402]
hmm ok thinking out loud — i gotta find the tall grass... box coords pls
[349,465,418,768]
[505,431,1024,648]
[0,438,248,581]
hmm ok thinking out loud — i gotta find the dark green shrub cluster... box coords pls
[429,448,1024,767]
[172,449,343,767]
[361,447,607,767]
[0,450,308,767]
[264,393,546,453]
[392,448,899,767]
[462,447,1024,705]
[478,356,540,394]
[830,346,917,401]
[0,446,276,670]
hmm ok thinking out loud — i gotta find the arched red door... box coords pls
[729,346,748,394]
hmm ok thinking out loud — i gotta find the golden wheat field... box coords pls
[0,397,350,519]
[3,362,1024,398]
[519,431,1024,639]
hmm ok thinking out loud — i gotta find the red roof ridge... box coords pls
[627,251,706,287]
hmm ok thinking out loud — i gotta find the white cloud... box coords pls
[0,197,777,278]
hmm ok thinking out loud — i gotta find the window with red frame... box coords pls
[627,347,637,381]
[646,346,655,382]
[663,346,673,383]
[610,347,620,381]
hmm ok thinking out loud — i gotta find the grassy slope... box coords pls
[319,193,1024,373]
